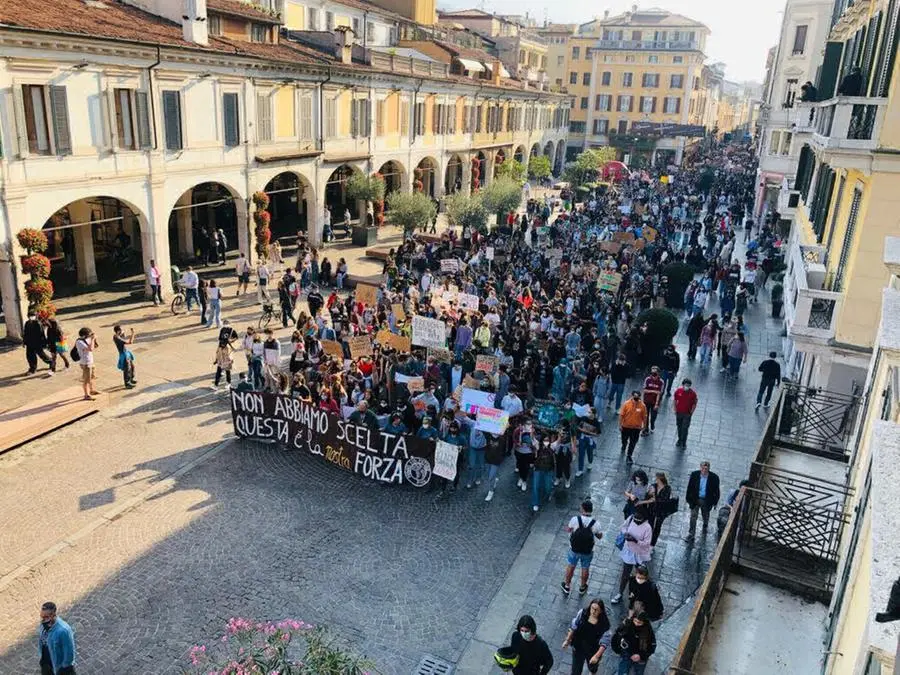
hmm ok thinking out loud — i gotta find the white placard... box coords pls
[458,293,480,312]
[440,258,459,273]
[485,246,495,260]
[411,315,446,348]
[433,440,459,480]
[460,387,496,415]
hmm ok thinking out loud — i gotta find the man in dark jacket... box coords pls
[756,351,781,409]
[23,314,52,375]
[660,344,680,395]
[684,461,720,542]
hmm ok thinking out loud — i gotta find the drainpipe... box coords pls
[148,45,162,149]
[318,67,333,152]
[411,78,423,146]
[363,10,368,47]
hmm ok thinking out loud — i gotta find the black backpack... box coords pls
[70,339,82,362]
[570,516,596,554]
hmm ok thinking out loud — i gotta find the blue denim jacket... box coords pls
[38,618,75,672]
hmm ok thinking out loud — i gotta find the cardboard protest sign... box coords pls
[475,354,499,374]
[597,271,622,293]
[600,241,623,254]
[547,248,563,262]
[391,303,406,321]
[376,329,411,353]
[320,340,345,359]
[440,258,459,274]
[634,238,646,250]
[613,231,636,244]
[643,226,657,242]
[433,440,459,480]
[442,290,458,305]
[347,335,372,359]
[485,246,495,260]
[462,375,480,388]
[356,283,379,307]
[460,387,496,414]
[231,390,436,487]
[428,347,452,364]
[458,293,480,312]
[411,315,446,348]
[475,406,509,434]
[406,376,425,392]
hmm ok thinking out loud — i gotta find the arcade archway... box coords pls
[531,143,541,158]
[493,148,506,178]
[414,157,438,198]
[377,160,406,197]
[514,145,526,164]
[325,164,363,224]
[445,154,464,194]
[168,182,240,266]
[263,172,312,241]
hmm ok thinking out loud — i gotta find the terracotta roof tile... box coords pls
[207,0,281,24]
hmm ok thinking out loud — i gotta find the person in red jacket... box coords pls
[672,378,698,448]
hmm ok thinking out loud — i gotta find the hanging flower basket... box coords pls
[17,228,49,254]
[25,278,54,304]
[35,303,57,321]
[21,254,51,278]
[251,191,270,209]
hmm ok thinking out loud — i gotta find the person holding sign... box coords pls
[439,420,467,493]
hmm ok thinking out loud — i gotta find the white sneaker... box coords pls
[587,463,593,470]
[47,370,55,376]
[611,593,622,604]
[485,490,494,502]
[517,479,523,489]
[475,480,482,486]
[521,481,528,492]
[564,480,570,489]
[553,478,560,487]
[575,470,584,478]
[532,505,539,512]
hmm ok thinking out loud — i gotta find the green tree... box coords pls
[482,177,524,228]
[445,191,489,234]
[495,158,526,184]
[562,148,617,187]
[528,155,552,181]
[346,172,386,223]
[386,190,436,239]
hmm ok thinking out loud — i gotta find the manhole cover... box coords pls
[414,654,453,675]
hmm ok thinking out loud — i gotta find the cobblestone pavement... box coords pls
[0,233,781,674]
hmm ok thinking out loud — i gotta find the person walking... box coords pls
[484,431,504,502]
[205,279,223,329]
[659,345,679,396]
[756,351,781,410]
[619,391,647,463]
[147,258,163,305]
[645,472,673,546]
[45,318,70,373]
[609,354,629,409]
[197,278,209,326]
[74,327,99,401]
[38,601,76,675]
[514,429,534,493]
[256,260,271,302]
[180,266,199,312]
[726,332,748,378]
[611,507,652,604]
[23,313,52,375]
[626,565,664,621]
[562,598,611,674]
[611,612,656,675]
[561,499,604,596]
[505,615,554,674]
[698,318,717,366]
[672,378,697,448]
[684,461,721,542]
[640,366,663,435]
[531,435,555,512]
[235,253,251,296]
[112,325,137,389]
[213,340,234,388]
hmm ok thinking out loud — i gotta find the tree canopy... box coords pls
[445,191,489,233]
[562,148,617,186]
[346,172,386,203]
[528,155,552,181]
[482,177,524,220]
[495,159,526,184]
[385,190,436,237]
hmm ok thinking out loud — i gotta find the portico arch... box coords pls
[514,145,526,164]
[168,182,243,266]
[414,157,439,198]
[262,171,315,242]
[377,160,407,197]
[445,154,464,194]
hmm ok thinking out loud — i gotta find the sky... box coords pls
[437,0,787,83]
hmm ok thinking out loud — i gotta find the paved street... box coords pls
[0,228,781,674]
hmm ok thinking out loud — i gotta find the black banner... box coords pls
[630,122,707,138]
[230,390,436,488]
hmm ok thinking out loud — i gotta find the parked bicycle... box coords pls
[171,283,186,315]
[258,302,275,329]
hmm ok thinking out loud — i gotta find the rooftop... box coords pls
[206,0,280,24]
[601,7,707,29]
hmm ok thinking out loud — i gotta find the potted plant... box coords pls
[481,177,523,232]
[17,228,56,319]
[771,283,784,319]
[346,173,385,246]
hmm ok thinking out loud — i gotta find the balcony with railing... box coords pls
[783,230,843,343]
[595,39,699,51]
[790,287,842,342]
[791,101,818,133]
[811,96,888,153]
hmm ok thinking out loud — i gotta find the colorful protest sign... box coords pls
[356,283,379,307]
[475,354,499,374]
[376,329,411,353]
[643,227,657,242]
[460,387,496,415]
[475,406,509,434]
[230,390,435,487]
[391,303,406,321]
[597,272,622,293]
[428,347,452,363]
[433,440,459,480]
[458,293,480,312]
[320,340,344,359]
[406,376,425,392]
[412,315,446,348]
[347,335,372,359]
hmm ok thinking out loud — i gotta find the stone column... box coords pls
[146,179,174,298]
[175,192,193,262]
[67,201,98,286]
[0,195,27,341]
[237,197,254,265]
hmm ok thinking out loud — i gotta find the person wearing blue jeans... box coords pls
[484,435,504,502]
[465,424,487,489]
[576,429,596,476]
[531,439,556,512]
[205,280,222,328]
[608,382,625,410]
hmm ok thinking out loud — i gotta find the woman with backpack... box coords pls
[611,612,656,674]
[562,598,611,674]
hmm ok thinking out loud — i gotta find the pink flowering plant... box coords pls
[183,618,376,675]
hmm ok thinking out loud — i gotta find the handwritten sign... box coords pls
[356,283,379,307]
[433,440,459,480]
[475,406,509,434]
[347,335,372,359]
[613,231,636,244]
[376,329,411,353]
[412,315,446,349]
[428,347,452,364]
[485,246,495,260]
[406,376,425,393]
[600,241,623,254]
[442,290,458,305]
[391,303,406,321]
[440,258,459,274]
[458,293,480,312]
[597,271,622,293]
[475,354,499,375]
[320,340,344,359]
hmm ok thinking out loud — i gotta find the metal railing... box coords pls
[596,39,699,51]
[774,382,861,459]
[811,96,888,148]
[808,297,837,329]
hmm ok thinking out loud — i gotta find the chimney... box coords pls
[182,0,209,46]
[334,25,354,65]
[632,4,638,12]
[492,60,501,85]
[604,10,610,18]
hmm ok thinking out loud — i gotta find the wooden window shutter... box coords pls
[163,91,182,150]
[12,85,29,157]
[49,85,72,155]
[135,91,153,149]
[103,88,117,151]
[223,92,239,147]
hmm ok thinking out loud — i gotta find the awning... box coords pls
[458,58,486,73]
[499,64,511,78]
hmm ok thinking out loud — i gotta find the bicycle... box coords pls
[258,303,276,329]
[171,284,186,315]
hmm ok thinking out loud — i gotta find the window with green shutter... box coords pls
[134,91,153,149]
[48,86,71,156]
[223,92,240,147]
[162,90,182,150]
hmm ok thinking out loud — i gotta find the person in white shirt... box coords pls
[74,326,100,400]
[180,266,199,312]
[147,259,163,305]
[501,391,524,417]
[205,279,223,329]
[235,253,251,296]
[256,262,271,302]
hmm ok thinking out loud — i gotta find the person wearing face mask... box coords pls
[611,611,656,674]
[609,354,629,410]
[618,391,647,464]
[672,378,698,448]
[562,598,611,674]
[416,415,438,440]
[611,507,653,604]
[507,615,553,674]
[531,434,556,512]
[626,565,664,622]
[38,601,76,675]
